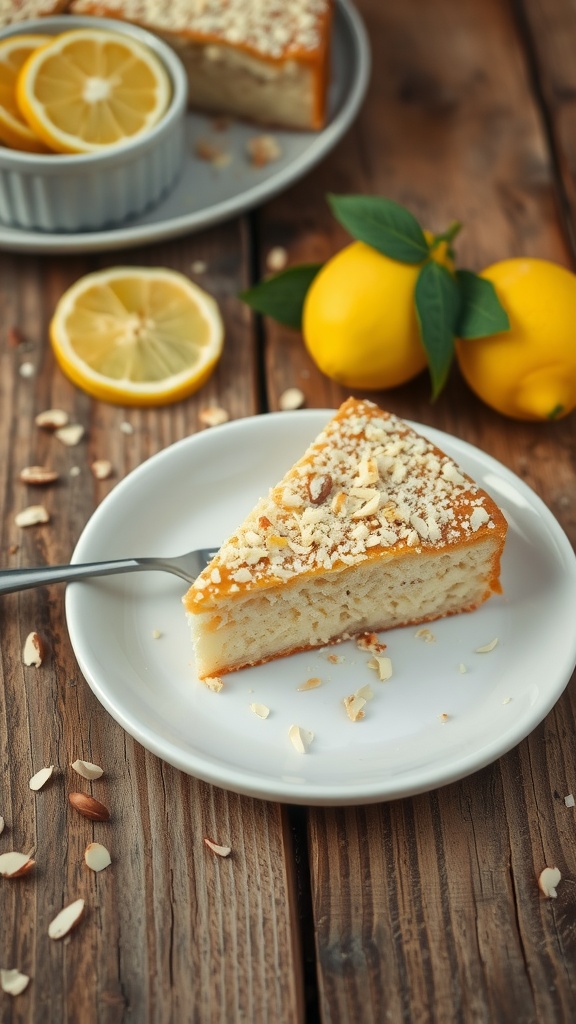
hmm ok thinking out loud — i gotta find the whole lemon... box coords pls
[302,239,450,390]
[456,258,576,420]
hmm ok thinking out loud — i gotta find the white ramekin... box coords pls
[0,15,188,232]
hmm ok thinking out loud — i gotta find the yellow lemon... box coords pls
[16,28,171,154]
[302,238,451,390]
[456,258,576,420]
[0,34,51,152]
[49,266,224,406]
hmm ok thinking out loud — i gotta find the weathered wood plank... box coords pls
[0,226,304,1024]
[255,0,576,1021]
[518,0,576,255]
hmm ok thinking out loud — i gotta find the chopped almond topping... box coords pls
[357,632,387,654]
[288,724,314,753]
[247,134,281,167]
[475,638,499,653]
[538,866,561,898]
[204,838,232,857]
[0,968,30,995]
[203,676,224,692]
[367,656,392,681]
[297,677,322,692]
[343,694,366,721]
[249,703,270,718]
[415,627,436,643]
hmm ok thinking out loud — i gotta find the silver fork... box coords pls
[0,547,218,595]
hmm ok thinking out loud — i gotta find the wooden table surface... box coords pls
[2,0,576,1021]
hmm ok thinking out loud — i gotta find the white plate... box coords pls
[0,0,369,254]
[66,410,576,805]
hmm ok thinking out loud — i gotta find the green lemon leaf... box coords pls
[327,194,430,264]
[414,261,461,399]
[455,270,510,339]
[239,264,322,330]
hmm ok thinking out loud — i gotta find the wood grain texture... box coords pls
[0,228,304,1024]
[255,0,576,1021]
[2,0,576,1020]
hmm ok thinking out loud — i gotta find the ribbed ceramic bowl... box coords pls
[0,15,188,232]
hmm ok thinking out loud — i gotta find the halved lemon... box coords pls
[0,34,51,151]
[16,28,172,154]
[49,267,224,406]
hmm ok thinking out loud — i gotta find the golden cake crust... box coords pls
[185,398,508,615]
[69,0,332,127]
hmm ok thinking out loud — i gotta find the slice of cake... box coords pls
[68,0,333,130]
[184,398,508,679]
[0,0,70,27]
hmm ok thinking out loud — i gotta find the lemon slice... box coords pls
[0,34,51,151]
[49,267,224,406]
[16,28,172,154]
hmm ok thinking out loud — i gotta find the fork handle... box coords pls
[0,558,147,595]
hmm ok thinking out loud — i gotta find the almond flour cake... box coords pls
[68,0,333,129]
[184,398,508,679]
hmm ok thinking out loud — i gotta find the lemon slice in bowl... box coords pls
[49,267,224,406]
[16,28,172,154]
[0,34,51,152]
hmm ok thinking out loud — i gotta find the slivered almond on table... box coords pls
[68,793,110,821]
[0,851,35,878]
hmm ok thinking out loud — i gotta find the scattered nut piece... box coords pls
[91,459,112,481]
[19,466,59,485]
[68,793,110,822]
[308,473,332,505]
[0,968,30,996]
[191,259,207,274]
[194,138,231,166]
[151,629,162,639]
[22,632,45,667]
[0,816,4,835]
[29,766,54,791]
[327,653,344,665]
[35,408,69,429]
[71,759,104,781]
[288,724,314,754]
[48,899,85,940]
[19,361,34,378]
[458,663,468,674]
[367,655,393,682]
[538,866,561,898]
[7,325,24,348]
[415,627,436,643]
[15,505,49,527]
[199,405,229,428]
[502,697,512,705]
[297,677,322,692]
[204,837,232,857]
[355,684,374,701]
[357,632,387,654]
[120,421,134,435]
[279,386,305,411]
[203,675,224,693]
[565,794,575,808]
[439,712,450,723]
[343,694,366,722]
[55,424,84,447]
[84,842,111,873]
[249,703,270,719]
[266,246,288,272]
[0,852,35,878]
[247,134,281,167]
[475,638,499,653]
